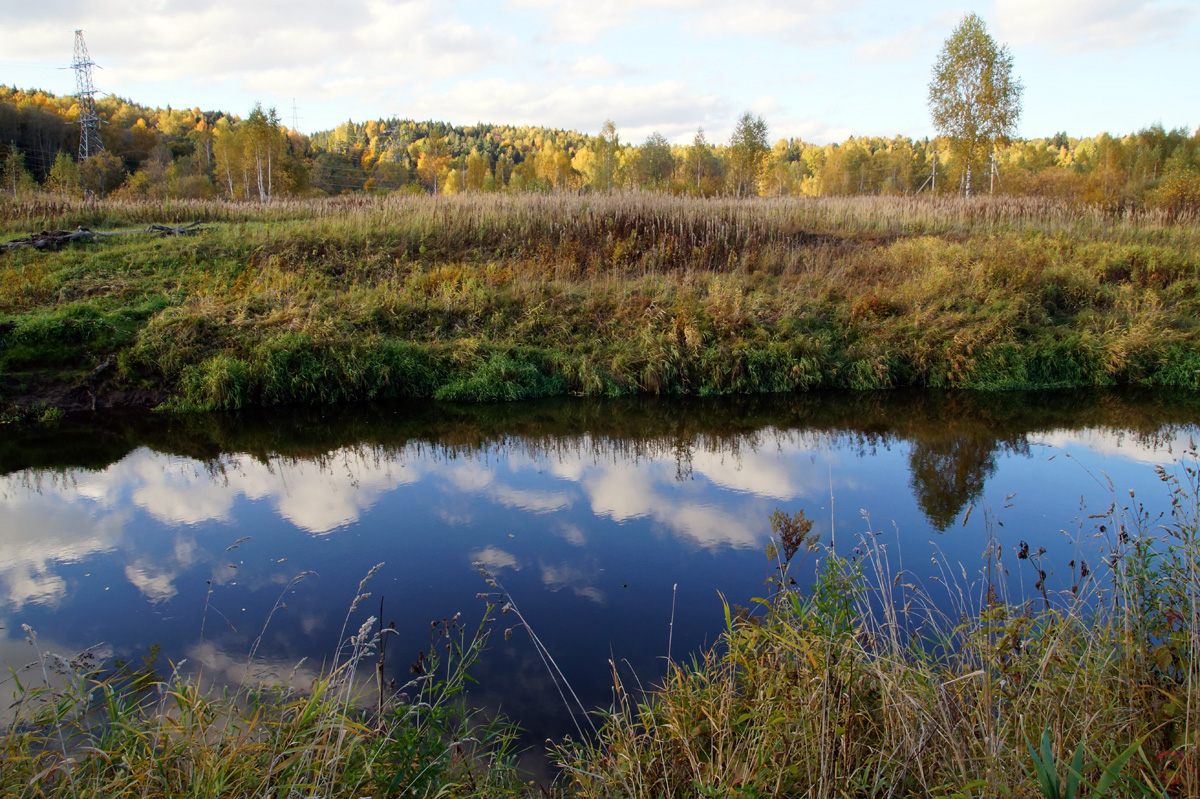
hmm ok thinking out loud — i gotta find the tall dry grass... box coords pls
[0,565,525,799]
[558,462,1200,799]
[2,192,1197,245]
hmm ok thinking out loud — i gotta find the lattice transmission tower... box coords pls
[72,30,105,161]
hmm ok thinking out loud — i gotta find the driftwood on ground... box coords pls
[0,227,114,252]
[147,222,208,236]
[1,222,208,252]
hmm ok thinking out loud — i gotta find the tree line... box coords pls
[1,85,1196,215]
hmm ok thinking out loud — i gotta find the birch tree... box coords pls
[928,14,1022,196]
[727,112,769,197]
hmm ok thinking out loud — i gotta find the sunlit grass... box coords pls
[1,192,1197,243]
[1,192,1198,413]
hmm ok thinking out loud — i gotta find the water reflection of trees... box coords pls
[908,435,1007,531]
[3,389,1199,529]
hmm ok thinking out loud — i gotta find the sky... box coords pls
[2,0,1197,146]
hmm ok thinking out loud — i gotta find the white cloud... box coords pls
[508,0,854,45]
[127,459,245,527]
[0,22,67,61]
[0,497,124,609]
[994,0,1194,51]
[747,95,782,117]
[437,451,573,512]
[1028,428,1197,466]
[175,536,199,569]
[556,523,587,546]
[183,638,340,695]
[506,0,653,43]
[568,54,624,80]
[355,2,514,79]
[3,570,67,611]
[489,485,573,513]
[852,25,929,63]
[356,0,432,47]
[536,432,844,550]
[265,453,413,535]
[690,444,804,499]
[3,0,513,119]
[44,446,417,536]
[449,461,496,491]
[406,77,726,139]
[125,560,179,603]
[2,0,1194,145]
[582,460,658,523]
[577,458,763,549]
[686,0,854,42]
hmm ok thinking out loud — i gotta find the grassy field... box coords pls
[1,192,1198,415]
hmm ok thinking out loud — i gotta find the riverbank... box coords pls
[2,193,1198,415]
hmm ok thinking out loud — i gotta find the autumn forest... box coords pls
[1,83,1198,215]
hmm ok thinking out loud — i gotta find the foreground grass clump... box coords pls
[1,597,525,799]
[1,193,1199,412]
[560,473,1200,798]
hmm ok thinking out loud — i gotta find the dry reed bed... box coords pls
[2,192,1197,243]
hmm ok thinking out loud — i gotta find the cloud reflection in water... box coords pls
[0,419,1193,622]
[1,398,1198,776]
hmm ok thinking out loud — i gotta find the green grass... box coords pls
[1,192,1198,412]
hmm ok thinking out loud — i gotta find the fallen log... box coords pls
[147,221,208,236]
[0,227,114,252]
[1,222,207,252]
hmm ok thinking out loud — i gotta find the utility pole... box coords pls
[72,30,104,161]
[916,147,938,196]
[291,98,300,132]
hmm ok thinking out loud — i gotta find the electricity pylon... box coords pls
[73,30,105,161]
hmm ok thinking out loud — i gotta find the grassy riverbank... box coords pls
[1,193,1198,413]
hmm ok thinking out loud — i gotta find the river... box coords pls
[2,389,1197,774]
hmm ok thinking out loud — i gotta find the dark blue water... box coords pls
[1,390,1197,774]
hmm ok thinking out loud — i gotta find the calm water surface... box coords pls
[2,390,1198,771]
